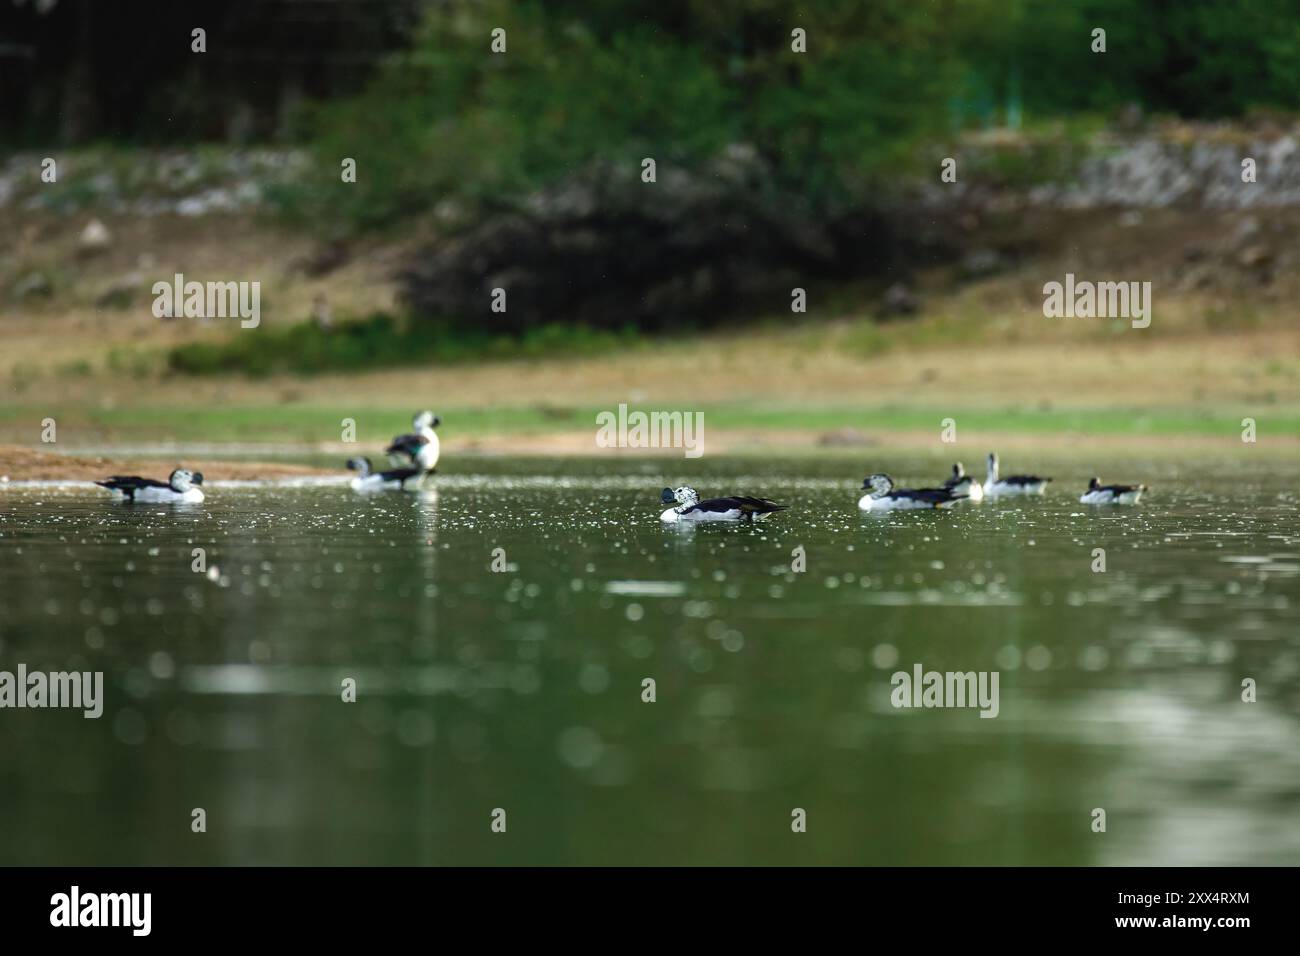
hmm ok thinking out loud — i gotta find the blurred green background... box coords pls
[2,0,1298,445]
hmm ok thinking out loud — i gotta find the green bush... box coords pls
[280,0,1300,233]
[287,0,969,228]
[166,313,641,377]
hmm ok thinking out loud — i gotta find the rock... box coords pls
[95,272,143,308]
[960,248,1002,278]
[879,283,919,318]
[78,218,111,252]
[1116,102,1145,132]
[1229,216,1260,247]
[817,427,875,448]
[296,241,350,278]
[1177,263,1213,291]
[1237,243,1273,268]
[13,272,52,300]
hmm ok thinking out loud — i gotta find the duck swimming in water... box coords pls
[1079,476,1148,505]
[659,486,787,523]
[983,452,1051,497]
[942,462,984,502]
[346,457,424,493]
[859,474,968,511]
[95,468,205,503]
[385,410,440,478]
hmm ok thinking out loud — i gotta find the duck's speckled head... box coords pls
[169,468,197,492]
[662,486,699,507]
[862,474,893,497]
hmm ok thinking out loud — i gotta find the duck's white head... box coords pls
[661,485,700,508]
[952,462,966,479]
[347,457,373,477]
[862,473,894,498]
[986,452,999,478]
[413,410,440,432]
[1088,476,1102,491]
[169,468,201,492]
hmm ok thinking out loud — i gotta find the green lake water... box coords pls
[1,454,1297,865]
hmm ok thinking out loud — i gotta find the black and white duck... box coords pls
[346,457,425,493]
[859,473,968,511]
[385,410,440,476]
[942,462,984,502]
[659,486,787,523]
[1079,476,1148,505]
[95,468,205,503]
[983,452,1051,497]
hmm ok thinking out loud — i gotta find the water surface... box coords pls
[1,454,1297,865]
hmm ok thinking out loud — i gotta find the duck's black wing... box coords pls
[698,495,788,516]
[385,432,430,460]
[1099,482,1145,494]
[378,465,422,484]
[95,475,170,500]
[904,487,969,506]
[1002,474,1051,486]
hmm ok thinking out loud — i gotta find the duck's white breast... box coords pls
[136,486,204,503]
[1082,489,1142,505]
[898,497,934,510]
[419,432,440,469]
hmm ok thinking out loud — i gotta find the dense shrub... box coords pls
[167,313,641,377]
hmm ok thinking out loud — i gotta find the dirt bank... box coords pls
[0,444,331,482]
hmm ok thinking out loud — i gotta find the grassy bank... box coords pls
[2,402,1295,450]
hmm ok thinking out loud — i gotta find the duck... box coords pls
[385,410,440,477]
[95,468,205,503]
[859,473,968,511]
[346,457,424,493]
[942,462,984,501]
[1080,476,1148,505]
[983,452,1051,497]
[659,486,787,523]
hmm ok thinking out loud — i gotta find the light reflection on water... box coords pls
[0,455,1297,865]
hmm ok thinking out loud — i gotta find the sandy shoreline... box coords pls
[0,445,332,483]
[3,427,1294,483]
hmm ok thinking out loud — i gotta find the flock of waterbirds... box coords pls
[91,411,1150,518]
[660,452,1148,522]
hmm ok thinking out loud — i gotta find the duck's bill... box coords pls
[660,488,677,504]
